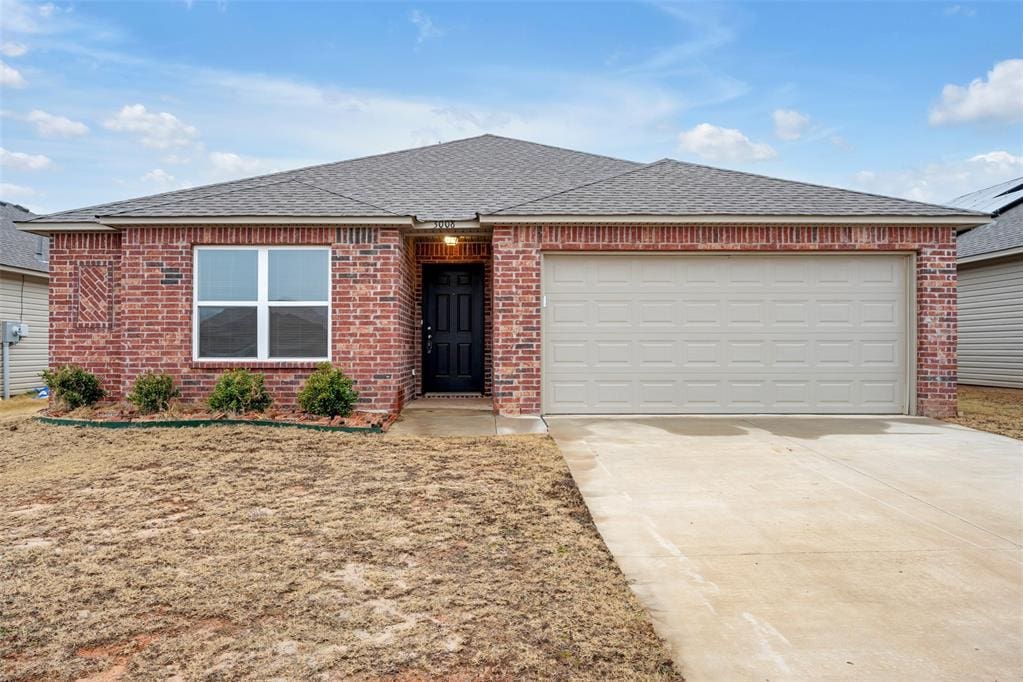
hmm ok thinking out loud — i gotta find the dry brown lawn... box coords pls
[0,394,45,418]
[944,385,1023,440]
[0,415,679,681]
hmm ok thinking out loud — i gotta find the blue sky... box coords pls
[1,0,1021,215]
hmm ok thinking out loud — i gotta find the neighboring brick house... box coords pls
[18,135,987,417]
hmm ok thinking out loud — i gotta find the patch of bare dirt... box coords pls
[0,419,680,680]
[944,385,1023,440]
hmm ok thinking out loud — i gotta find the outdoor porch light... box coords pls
[443,235,459,246]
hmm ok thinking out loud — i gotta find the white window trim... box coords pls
[193,245,331,362]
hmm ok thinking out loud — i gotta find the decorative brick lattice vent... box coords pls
[74,261,114,327]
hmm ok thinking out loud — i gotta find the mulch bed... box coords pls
[45,400,398,431]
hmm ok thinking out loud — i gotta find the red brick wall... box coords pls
[52,223,957,418]
[50,232,124,391]
[491,223,958,418]
[51,225,409,412]
[408,237,493,396]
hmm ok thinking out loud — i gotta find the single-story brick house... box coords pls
[18,135,988,417]
[949,177,1023,389]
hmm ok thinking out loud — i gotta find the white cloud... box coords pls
[677,123,777,162]
[0,182,37,198]
[829,135,852,151]
[409,9,443,45]
[943,4,976,16]
[772,108,811,140]
[0,60,25,87]
[851,150,1023,203]
[37,3,55,18]
[208,151,277,180]
[0,147,52,170]
[929,59,1023,125]
[199,69,689,163]
[1,42,27,57]
[27,109,89,137]
[141,168,180,188]
[103,104,199,149]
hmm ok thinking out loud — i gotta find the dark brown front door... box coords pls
[423,264,484,393]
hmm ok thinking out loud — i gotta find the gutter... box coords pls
[479,214,989,228]
[958,245,1023,265]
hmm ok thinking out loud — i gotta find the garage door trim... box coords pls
[540,251,917,415]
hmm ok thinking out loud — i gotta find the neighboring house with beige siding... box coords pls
[1,201,49,396]
[949,178,1023,389]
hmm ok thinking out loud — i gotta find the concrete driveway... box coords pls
[548,416,1022,681]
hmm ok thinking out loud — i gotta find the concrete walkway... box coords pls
[387,397,547,436]
[547,415,1023,681]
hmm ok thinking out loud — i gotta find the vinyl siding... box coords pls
[957,256,1023,389]
[0,270,49,394]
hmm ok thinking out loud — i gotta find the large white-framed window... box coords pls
[193,246,331,361]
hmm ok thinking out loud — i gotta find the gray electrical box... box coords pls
[2,321,28,344]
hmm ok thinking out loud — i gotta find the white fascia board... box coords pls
[14,221,119,235]
[0,264,50,278]
[98,215,413,226]
[479,214,989,226]
[958,245,1023,265]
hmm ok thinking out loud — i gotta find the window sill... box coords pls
[191,360,327,370]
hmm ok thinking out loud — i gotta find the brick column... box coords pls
[915,231,958,418]
[491,225,542,415]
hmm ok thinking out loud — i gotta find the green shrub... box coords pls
[298,363,359,417]
[41,365,104,410]
[208,369,272,414]
[127,372,179,414]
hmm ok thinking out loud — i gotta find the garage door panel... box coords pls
[543,375,905,414]
[543,254,908,414]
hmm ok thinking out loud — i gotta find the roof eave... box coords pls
[0,263,49,278]
[14,220,118,236]
[97,215,413,226]
[958,245,1023,265]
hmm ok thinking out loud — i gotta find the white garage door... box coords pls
[542,254,909,414]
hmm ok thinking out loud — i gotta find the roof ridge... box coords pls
[487,159,671,215]
[476,133,642,167]
[659,158,989,216]
[99,178,302,216]
[290,178,402,216]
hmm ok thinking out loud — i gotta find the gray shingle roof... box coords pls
[103,179,398,218]
[23,135,983,224]
[493,159,981,217]
[0,201,46,273]
[29,135,639,223]
[958,202,1023,259]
